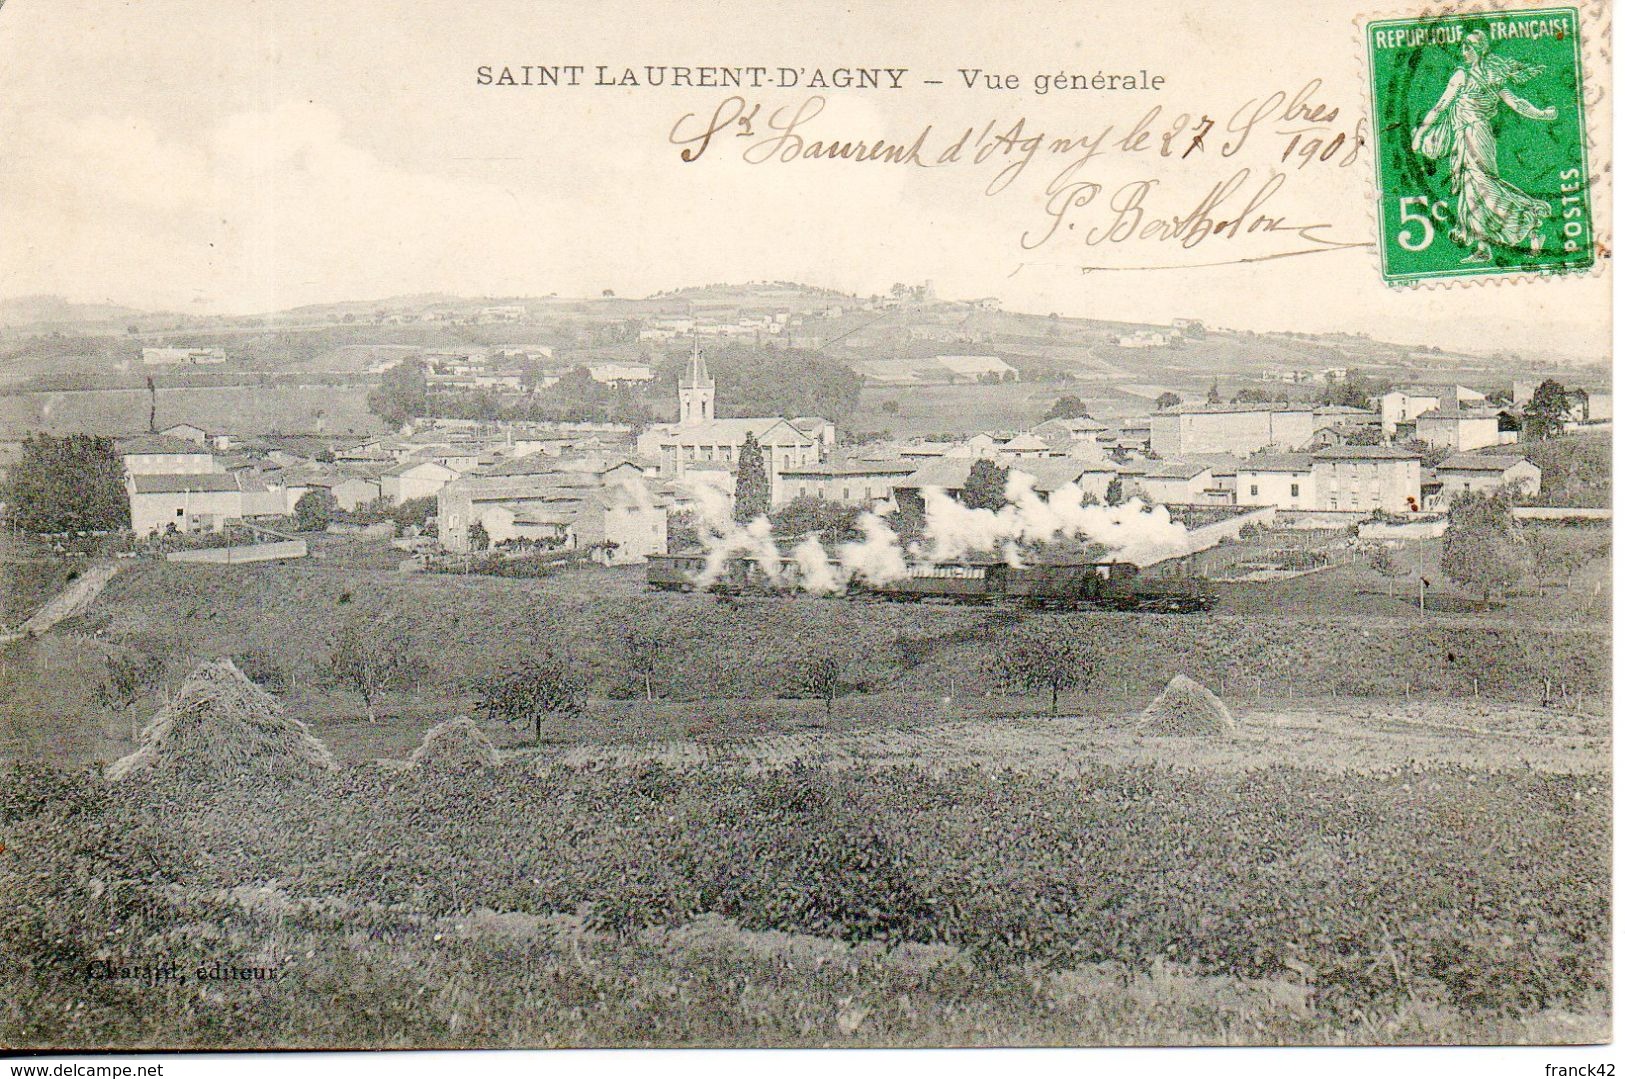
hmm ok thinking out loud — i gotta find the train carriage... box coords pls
[648,550,1216,611]
[852,560,1005,604]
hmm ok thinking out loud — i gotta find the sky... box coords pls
[0,0,1611,360]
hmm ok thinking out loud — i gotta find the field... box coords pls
[0,384,385,438]
[0,527,1611,1048]
[2,719,1609,1048]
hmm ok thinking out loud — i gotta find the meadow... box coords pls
[1,744,1609,1048]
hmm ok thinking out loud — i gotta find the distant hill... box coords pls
[0,295,144,328]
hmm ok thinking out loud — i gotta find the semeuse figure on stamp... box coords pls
[1410,29,1559,263]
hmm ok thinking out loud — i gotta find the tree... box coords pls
[1205,380,1222,405]
[326,612,410,723]
[1231,388,1272,404]
[1104,474,1125,506]
[1367,543,1408,598]
[293,488,336,532]
[984,623,1097,716]
[1320,369,1392,409]
[467,521,491,552]
[734,432,771,523]
[880,399,900,415]
[618,624,669,701]
[366,358,427,427]
[1441,491,1526,603]
[1524,379,1572,440]
[478,654,585,745]
[1042,394,1091,421]
[960,458,1010,512]
[795,652,846,720]
[1155,391,1182,410]
[1,433,129,534]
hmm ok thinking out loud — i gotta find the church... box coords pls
[635,345,831,504]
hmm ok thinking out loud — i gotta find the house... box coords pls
[282,468,383,513]
[1378,390,1442,435]
[1310,445,1422,514]
[158,423,208,445]
[128,472,285,535]
[1117,331,1170,348]
[1414,405,1502,452]
[634,346,824,503]
[1148,403,1316,457]
[1000,433,1053,459]
[437,471,668,563]
[1435,454,1541,499]
[1569,388,1613,423]
[141,347,226,366]
[380,459,459,504]
[1236,453,1315,510]
[892,457,1116,516]
[118,435,222,477]
[587,362,656,384]
[777,458,918,508]
[1122,460,1215,505]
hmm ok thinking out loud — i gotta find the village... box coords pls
[80,335,1603,583]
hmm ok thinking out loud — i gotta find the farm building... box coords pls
[1121,460,1216,505]
[128,472,286,534]
[892,457,1116,515]
[1414,405,1503,452]
[436,471,669,563]
[380,459,460,504]
[118,435,222,477]
[1236,453,1315,510]
[141,346,226,366]
[777,458,917,509]
[1435,454,1541,499]
[1148,403,1316,457]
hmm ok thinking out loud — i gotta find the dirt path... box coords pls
[0,561,118,645]
[533,699,1608,777]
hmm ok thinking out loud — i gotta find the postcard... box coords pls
[0,0,1611,1055]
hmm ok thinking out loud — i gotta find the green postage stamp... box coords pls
[1366,6,1593,284]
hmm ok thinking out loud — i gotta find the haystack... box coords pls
[1140,674,1237,735]
[108,658,336,782]
[408,716,500,771]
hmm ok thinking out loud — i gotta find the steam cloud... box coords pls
[683,467,1191,593]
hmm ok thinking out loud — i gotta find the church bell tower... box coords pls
[678,341,715,426]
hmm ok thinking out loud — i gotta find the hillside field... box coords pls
[0,384,385,438]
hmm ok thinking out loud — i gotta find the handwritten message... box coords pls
[663,82,1370,267]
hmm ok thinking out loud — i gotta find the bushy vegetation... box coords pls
[0,433,129,534]
[0,757,1606,1047]
[1519,433,1610,508]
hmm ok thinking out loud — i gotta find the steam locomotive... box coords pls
[646,552,1217,612]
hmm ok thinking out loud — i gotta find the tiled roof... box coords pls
[1311,445,1421,461]
[128,472,241,494]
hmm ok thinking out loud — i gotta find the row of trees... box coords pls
[314,607,1102,742]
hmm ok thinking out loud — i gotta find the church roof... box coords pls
[645,417,816,445]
